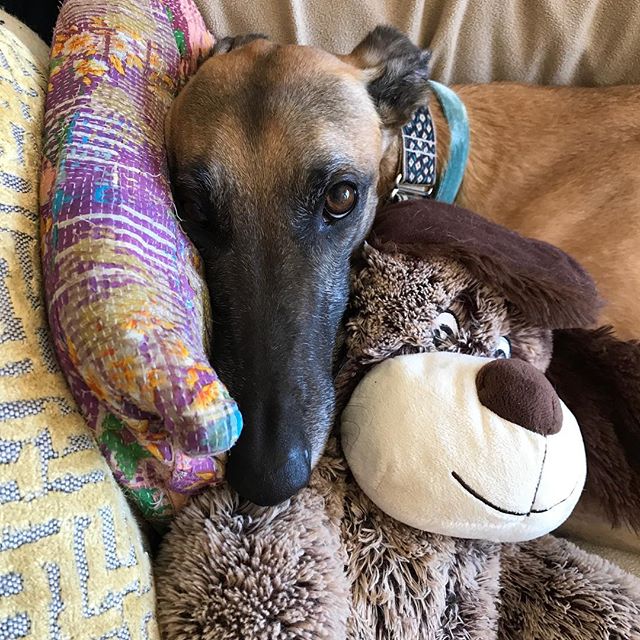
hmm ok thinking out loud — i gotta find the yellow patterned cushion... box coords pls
[0,19,159,639]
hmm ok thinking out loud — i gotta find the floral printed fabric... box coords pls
[40,0,242,521]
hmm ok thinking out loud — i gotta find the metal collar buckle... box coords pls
[391,174,435,201]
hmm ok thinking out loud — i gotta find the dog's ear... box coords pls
[212,33,270,55]
[344,26,431,128]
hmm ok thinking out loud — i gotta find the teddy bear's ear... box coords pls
[546,327,640,531]
[371,200,603,330]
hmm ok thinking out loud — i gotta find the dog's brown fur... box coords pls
[411,84,640,339]
[166,27,639,502]
[171,36,640,339]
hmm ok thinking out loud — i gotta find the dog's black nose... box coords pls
[226,441,311,507]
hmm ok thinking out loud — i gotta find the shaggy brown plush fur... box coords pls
[156,439,640,640]
[155,201,640,639]
[155,477,349,639]
[156,437,505,640]
[499,536,640,639]
[336,242,553,410]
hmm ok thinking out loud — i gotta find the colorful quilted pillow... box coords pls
[40,0,241,521]
[0,15,158,637]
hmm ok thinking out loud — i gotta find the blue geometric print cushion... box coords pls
[0,17,159,639]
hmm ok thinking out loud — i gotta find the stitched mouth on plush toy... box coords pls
[451,471,575,517]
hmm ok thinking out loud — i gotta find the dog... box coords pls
[165,26,640,506]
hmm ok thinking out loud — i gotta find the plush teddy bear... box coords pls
[339,202,592,543]
[154,200,640,640]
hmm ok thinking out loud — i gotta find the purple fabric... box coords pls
[40,0,241,520]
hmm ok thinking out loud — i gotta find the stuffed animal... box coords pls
[154,200,640,640]
[340,203,591,542]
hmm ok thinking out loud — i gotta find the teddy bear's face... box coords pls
[340,244,586,542]
[346,244,553,371]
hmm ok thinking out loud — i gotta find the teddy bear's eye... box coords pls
[493,336,511,359]
[433,311,459,345]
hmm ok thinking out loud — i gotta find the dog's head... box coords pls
[166,27,430,505]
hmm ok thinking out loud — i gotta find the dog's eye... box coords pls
[433,311,459,345]
[324,181,358,220]
[493,336,511,359]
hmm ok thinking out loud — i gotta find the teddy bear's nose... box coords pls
[476,359,562,436]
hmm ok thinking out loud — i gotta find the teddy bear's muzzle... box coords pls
[340,351,587,542]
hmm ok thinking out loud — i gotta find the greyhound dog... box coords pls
[166,26,640,506]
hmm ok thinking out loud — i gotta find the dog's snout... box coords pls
[226,438,311,507]
[476,359,562,436]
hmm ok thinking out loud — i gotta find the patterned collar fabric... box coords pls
[393,104,437,201]
[393,81,470,206]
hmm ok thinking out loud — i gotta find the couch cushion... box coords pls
[0,9,49,66]
[0,16,158,638]
[194,0,640,86]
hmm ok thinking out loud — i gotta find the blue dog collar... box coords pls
[392,80,469,205]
